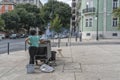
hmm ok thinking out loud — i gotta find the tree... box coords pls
[15,3,40,14]
[50,14,62,47]
[41,1,71,29]
[0,17,5,30]
[25,13,36,32]
[113,8,120,29]
[1,11,20,32]
[50,14,62,33]
[15,4,44,33]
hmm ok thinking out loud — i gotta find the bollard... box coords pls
[25,42,27,51]
[8,42,9,55]
[66,42,68,46]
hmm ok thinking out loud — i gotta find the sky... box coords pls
[41,0,71,6]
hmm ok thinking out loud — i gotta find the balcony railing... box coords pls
[82,7,95,14]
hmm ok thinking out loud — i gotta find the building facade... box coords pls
[2,0,42,8]
[71,0,77,33]
[79,0,120,39]
[0,1,14,14]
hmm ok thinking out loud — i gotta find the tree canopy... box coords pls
[0,17,4,30]
[50,14,62,33]
[1,3,44,33]
[1,2,71,33]
[1,11,20,32]
[41,1,71,29]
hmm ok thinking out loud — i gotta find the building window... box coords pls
[72,3,76,7]
[89,18,92,27]
[86,33,91,36]
[112,18,118,27]
[113,0,118,9]
[86,18,93,27]
[112,33,118,36]
[5,5,8,12]
[86,19,89,27]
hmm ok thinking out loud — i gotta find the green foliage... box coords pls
[1,3,44,33]
[113,8,120,17]
[0,17,5,30]
[41,1,71,29]
[50,14,62,33]
[1,11,20,32]
[1,2,71,33]
[15,3,40,14]
[113,8,120,29]
[15,4,44,32]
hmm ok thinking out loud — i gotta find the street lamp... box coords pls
[86,2,89,7]
[96,0,99,40]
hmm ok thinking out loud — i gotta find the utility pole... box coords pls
[96,0,99,40]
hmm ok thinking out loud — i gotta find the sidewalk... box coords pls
[0,40,120,80]
[52,38,120,43]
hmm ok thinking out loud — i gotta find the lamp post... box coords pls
[81,14,84,32]
[96,0,99,40]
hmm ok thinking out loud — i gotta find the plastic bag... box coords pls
[40,64,54,73]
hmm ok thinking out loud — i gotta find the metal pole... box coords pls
[96,0,99,40]
[25,42,27,51]
[82,16,83,32]
[80,16,83,42]
[8,42,9,55]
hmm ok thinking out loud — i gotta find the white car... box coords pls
[10,34,17,39]
[0,34,5,39]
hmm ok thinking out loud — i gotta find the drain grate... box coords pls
[63,62,82,73]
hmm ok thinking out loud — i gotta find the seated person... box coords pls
[40,31,50,44]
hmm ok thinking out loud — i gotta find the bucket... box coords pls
[26,64,34,74]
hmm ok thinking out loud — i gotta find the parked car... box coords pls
[10,34,17,39]
[20,34,28,38]
[0,34,5,39]
[60,34,68,38]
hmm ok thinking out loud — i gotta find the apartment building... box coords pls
[14,0,42,8]
[0,0,14,14]
[71,0,77,33]
[79,0,120,39]
[2,0,42,8]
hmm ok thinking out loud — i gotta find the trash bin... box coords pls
[26,64,34,74]
[50,51,56,61]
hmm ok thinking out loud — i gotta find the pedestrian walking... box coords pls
[79,31,82,42]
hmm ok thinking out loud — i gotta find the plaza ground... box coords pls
[0,39,120,80]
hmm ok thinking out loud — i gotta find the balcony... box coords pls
[82,7,95,14]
